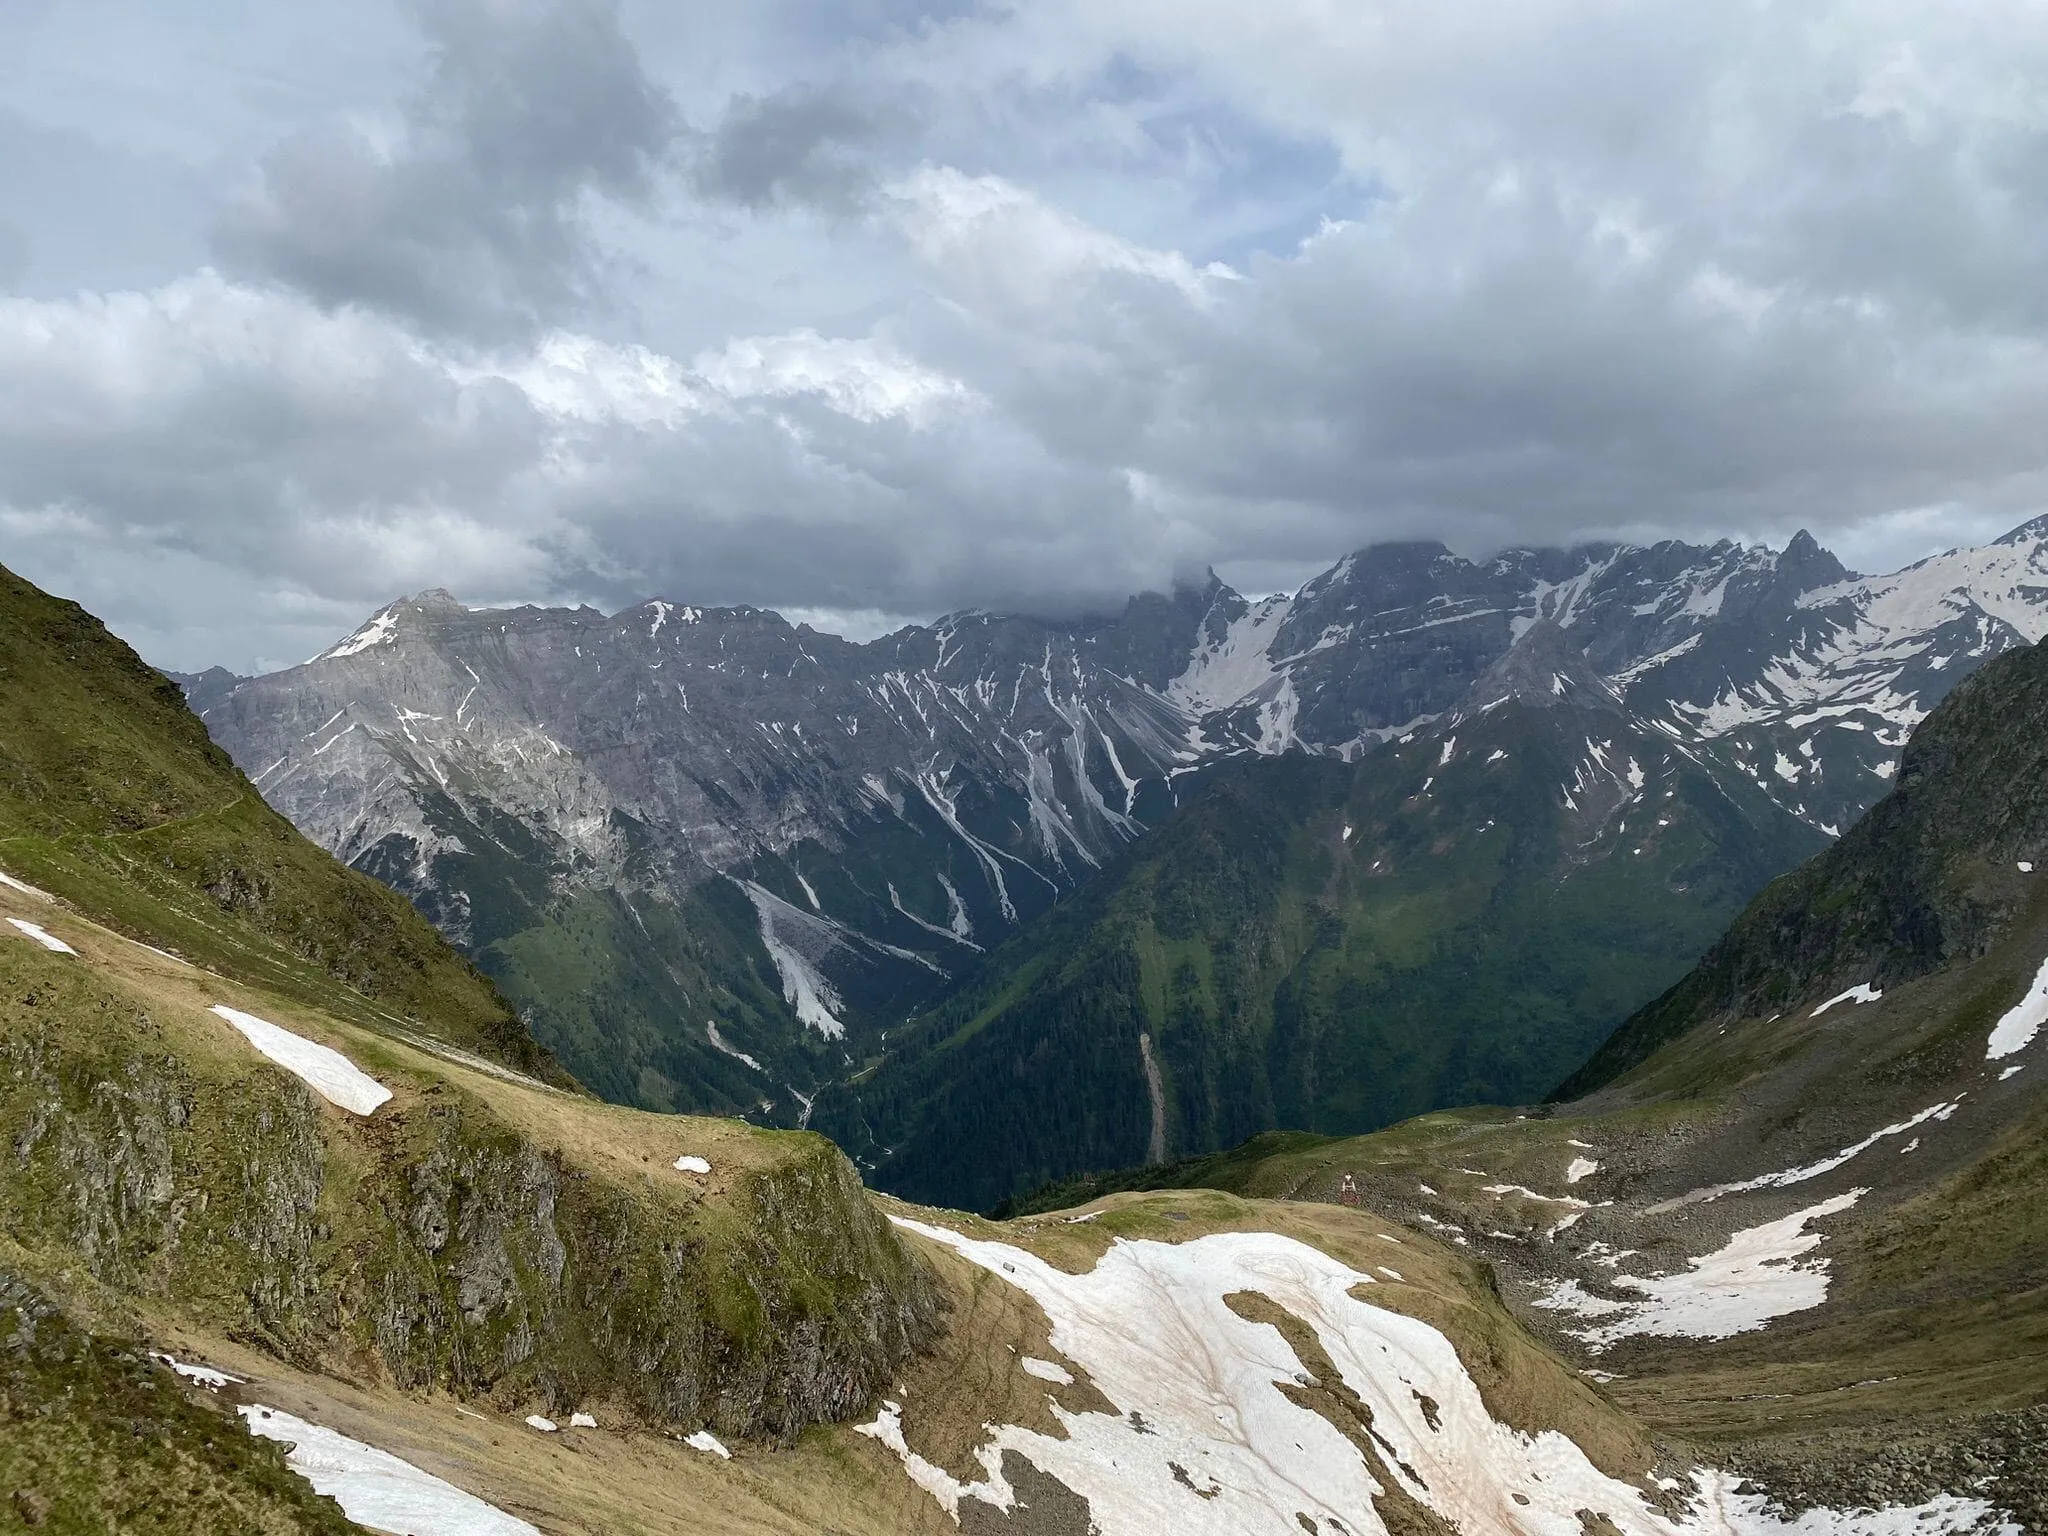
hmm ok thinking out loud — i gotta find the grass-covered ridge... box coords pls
[1560,635,2048,1098]
[0,917,937,1444]
[0,561,561,1082]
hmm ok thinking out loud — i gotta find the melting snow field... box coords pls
[1536,1192,1862,1350]
[6,917,76,954]
[1985,952,2048,1060]
[867,1220,1696,1536]
[864,1218,2006,1536]
[208,1005,393,1115]
[240,1405,538,1536]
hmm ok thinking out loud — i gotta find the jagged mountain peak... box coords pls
[1458,618,1623,716]
[1779,526,1853,585]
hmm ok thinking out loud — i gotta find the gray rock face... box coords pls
[186,519,2048,1118]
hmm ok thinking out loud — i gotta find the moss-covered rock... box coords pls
[0,952,938,1449]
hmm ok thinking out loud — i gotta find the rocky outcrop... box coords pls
[0,965,937,1444]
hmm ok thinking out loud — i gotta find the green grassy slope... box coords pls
[0,566,946,1529]
[1558,635,2048,1097]
[0,563,563,1084]
[352,777,814,1116]
[0,1269,358,1534]
[822,695,1822,1212]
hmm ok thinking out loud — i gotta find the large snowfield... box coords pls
[864,1219,2011,1536]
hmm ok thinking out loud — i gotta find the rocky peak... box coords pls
[1777,528,1851,590]
[1458,619,1621,715]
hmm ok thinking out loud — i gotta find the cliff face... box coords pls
[0,947,937,1444]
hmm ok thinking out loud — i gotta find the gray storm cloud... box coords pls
[3,0,2048,669]
[214,0,678,338]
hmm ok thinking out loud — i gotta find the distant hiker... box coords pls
[1339,1173,1360,1207]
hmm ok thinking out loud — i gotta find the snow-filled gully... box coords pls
[863,1220,2010,1536]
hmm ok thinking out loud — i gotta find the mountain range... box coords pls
[177,520,2048,1187]
[1025,628,2048,1531]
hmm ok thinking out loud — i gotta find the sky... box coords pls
[5,1,2048,672]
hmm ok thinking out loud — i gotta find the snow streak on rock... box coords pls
[1811,984,1882,1017]
[1985,951,2048,1060]
[1648,1105,1960,1211]
[743,883,849,1039]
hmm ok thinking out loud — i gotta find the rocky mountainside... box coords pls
[183,520,2048,1123]
[822,619,1827,1210]
[0,565,941,1530]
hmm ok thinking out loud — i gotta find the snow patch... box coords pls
[1166,595,1291,713]
[208,1005,392,1115]
[569,1412,598,1429]
[0,870,52,900]
[875,1217,1758,1536]
[1535,1191,1863,1349]
[154,1353,242,1390]
[1986,951,2048,1059]
[7,918,75,954]
[1020,1356,1075,1385]
[685,1429,732,1460]
[241,1405,540,1535]
[1567,1158,1600,1184]
[673,1155,712,1175]
[1811,984,1881,1016]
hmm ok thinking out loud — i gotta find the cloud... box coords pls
[214,0,677,338]
[13,0,2048,669]
[690,85,898,213]
[0,270,1168,668]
